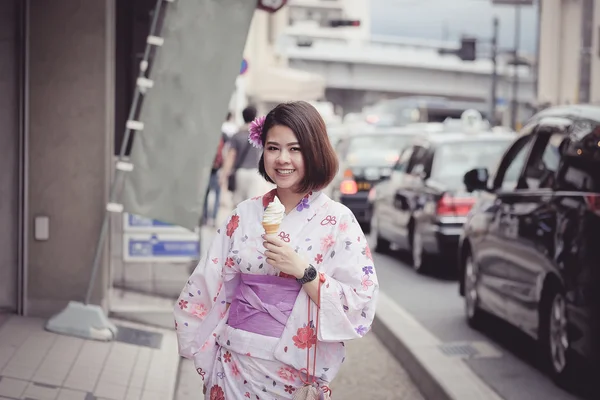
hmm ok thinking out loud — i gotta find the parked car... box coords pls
[458,105,600,386]
[369,131,514,273]
[329,129,419,232]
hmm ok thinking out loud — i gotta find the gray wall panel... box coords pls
[0,0,19,311]
[27,0,113,316]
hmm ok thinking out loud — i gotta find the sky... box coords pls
[371,0,539,55]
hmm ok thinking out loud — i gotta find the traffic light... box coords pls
[329,19,361,28]
[458,37,477,61]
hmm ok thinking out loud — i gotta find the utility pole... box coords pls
[510,5,521,130]
[490,17,499,126]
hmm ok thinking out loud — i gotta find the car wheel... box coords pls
[463,252,483,328]
[410,228,426,273]
[539,285,574,385]
[370,211,390,253]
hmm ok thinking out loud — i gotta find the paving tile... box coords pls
[56,388,87,400]
[0,376,28,398]
[4,331,56,376]
[0,346,16,371]
[1,364,35,380]
[93,381,127,400]
[63,368,102,393]
[139,390,166,400]
[124,387,141,400]
[39,336,83,368]
[126,349,150,390]
[21,382,60,400]
[0,316,180,400]
[33,363,73,387]
[97,371,129,387]
[0,319,38,350]
[74,342,111,368]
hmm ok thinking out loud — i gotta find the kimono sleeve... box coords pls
[173,212,240,361]
[318,211,379,342]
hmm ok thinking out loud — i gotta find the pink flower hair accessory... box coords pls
[248,116,266,149]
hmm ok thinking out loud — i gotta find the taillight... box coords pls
[340,179,358,195]
[436,193,476,217]
[586,195,600,215]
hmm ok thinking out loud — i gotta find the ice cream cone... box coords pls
[262,196,285,234]
[262,223,280,235]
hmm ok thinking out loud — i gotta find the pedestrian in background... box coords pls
[201,114,233,227]
[175,101,379,399]
[220,105,273,206]
[221,111,238,140]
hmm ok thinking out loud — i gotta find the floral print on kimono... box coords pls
[174,190,379,392]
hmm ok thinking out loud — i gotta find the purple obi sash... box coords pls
[226,274,301,338]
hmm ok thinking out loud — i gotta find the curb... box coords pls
[371,292,504,400]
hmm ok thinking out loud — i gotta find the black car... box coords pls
[329,129,418,232]
[458,105,600,386]
[369,131,514,273]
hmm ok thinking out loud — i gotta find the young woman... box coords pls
[174,101,378,399]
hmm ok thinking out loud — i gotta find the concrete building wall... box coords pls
[537,0,599,106]
[0,0,20,312]
[26,0,114,316]
[591,3,600,103]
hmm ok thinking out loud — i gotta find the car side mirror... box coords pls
[464,168,489,192]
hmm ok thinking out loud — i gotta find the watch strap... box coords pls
[297,264,317,285]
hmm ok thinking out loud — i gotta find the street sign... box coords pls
[491,0,533,5]
[240,58,248,75]
[124,233,200,262]
[257,0,286,13]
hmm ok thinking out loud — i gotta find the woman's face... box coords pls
[263,125,306,192]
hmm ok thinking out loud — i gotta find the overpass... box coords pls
[277,34,536,122]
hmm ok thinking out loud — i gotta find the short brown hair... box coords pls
[258,101,339,193]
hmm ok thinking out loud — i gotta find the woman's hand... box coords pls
[263,234,306,279]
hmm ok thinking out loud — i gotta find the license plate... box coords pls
[357,182,371,191]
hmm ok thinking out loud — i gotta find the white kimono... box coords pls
[174,190,379,400]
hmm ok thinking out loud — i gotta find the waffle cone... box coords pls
[262,223,280,235]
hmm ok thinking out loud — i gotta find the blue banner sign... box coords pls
[123,213,195,234]
[124,233,200,262]
[128,214,173,227]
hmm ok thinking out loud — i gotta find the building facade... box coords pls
[0,0,115,317]
[537,0,600,106]
[237,0,370,116]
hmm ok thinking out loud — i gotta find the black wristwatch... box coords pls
[296,264,318,285]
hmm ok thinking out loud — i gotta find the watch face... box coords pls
[306,266,318,280]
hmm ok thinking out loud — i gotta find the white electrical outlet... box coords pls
[35,216,50,241]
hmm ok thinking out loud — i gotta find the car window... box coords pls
[406,146,430,175]
[430,139,512,188]
[523,133,563,189]
[555,123,600,192]
[335,139,349,158]
[346,134,413,158]
[395,147,414,172]
[493,135,534,191]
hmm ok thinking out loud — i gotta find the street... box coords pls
[373,248,586,400]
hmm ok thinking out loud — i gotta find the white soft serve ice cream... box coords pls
[262,196,285,226]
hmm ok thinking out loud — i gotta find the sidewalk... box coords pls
[0,314,179,400]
